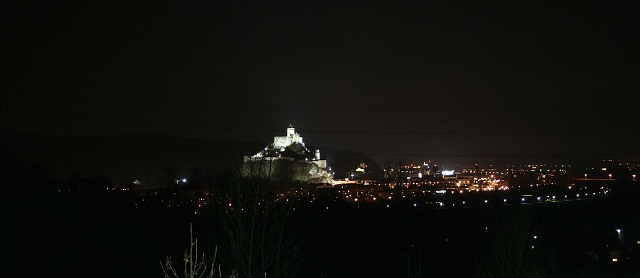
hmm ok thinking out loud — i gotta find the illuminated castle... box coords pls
[243,125,332,184]
[273,124,305,150]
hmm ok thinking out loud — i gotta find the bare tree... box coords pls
[207,167,301,278]
[476,209,558,278]
[161,224,225,278]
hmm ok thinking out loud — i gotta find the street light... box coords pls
[633,174,637,181]
[584,174,587,179]
[608,174,612,180]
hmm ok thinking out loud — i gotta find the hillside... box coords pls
[0,132,382,184]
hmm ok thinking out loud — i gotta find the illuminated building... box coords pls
[273,124,305,150]
[243,125,333,184]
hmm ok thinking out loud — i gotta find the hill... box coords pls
[0,132,382,184]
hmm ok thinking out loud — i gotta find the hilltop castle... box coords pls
[242,125,333,184]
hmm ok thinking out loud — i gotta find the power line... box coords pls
[324,152,640,157]
[17,94,640,114]
[4,110,638,158]
[4,108,639,136]
[24,62,640,79]
[202,62,640,79]
[4,110,639,158]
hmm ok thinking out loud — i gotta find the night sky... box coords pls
[3,0,640,165]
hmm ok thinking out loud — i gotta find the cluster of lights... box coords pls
[210,185,611,214]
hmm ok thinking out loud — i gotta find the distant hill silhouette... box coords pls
[0,132,381,184]
[318,148,383,179]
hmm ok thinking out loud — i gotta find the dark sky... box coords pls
[3,0,640,165]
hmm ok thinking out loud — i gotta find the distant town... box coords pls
[75,126,638,214]
[6,126,640,276]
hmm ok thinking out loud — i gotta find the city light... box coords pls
[7,2,640,274]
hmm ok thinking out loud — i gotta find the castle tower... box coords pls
[287,124,295,137]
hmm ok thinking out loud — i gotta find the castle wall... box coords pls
[273,134,304,149]
[312,159,327,169]
[243,125,333,184]
[242,159,333,184]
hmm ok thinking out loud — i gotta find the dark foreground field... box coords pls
[2,183,639,277]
